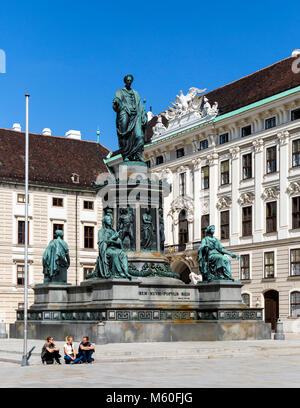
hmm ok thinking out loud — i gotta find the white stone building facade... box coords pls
[107,56,300,332]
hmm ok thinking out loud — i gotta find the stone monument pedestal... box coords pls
[10,279,271,342]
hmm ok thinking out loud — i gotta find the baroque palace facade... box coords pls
[107,55,300,332]
[0,128,109,330]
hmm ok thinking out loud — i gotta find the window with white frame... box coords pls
[201,166,209,189]
[179,173,186,196]
[242,153,252,179]
[290,291,300,317]
[219,133,229,144]
[240,255,250,280]
[17,264,25,286]
[241,125,251,137]
[290,249,300,276]
[292,139,300,167]
[266,146,277,173]
[220,160,229,185]
[17,193,28,204]
[265,117,276,129]
[264,251,275,278]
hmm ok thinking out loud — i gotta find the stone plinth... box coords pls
[11,279,271,343]
[197,281,244,308]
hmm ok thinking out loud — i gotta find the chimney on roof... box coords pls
[42,128,52,136]
[12,123,21,132]
[65,130,81,140]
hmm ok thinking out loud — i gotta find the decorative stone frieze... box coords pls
[237,192,255,206]
[216,196,232,210]
[261,186,280,201]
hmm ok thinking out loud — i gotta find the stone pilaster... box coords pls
[229,146,240,245]
[192,158,202,241]
[207,153,219,237]
[252,138,264,241]
[277,131,290,239]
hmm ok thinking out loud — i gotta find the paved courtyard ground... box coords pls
[0,335,300,387]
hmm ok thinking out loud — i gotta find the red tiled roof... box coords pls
[145,56,300,142]
[0,128,110,191]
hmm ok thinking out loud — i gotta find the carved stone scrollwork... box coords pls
[202,200,209,215]
[207,152,218,166]
[252,138,264,153]
[176,165,189,174]
[277,131,290,146]
[229,146,240,160]
[168,196,194,224]
[237,192,255,206]
[261,186,280,201]
[192,158,202,171]
[287,181,300,196]
[216,196,232,210]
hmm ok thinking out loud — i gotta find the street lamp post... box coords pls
[21,94,30,367]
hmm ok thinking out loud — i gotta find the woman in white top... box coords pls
[64,336,83,364]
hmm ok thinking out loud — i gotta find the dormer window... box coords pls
[71,173,80,184]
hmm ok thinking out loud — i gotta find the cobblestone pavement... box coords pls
[0,336,300,387]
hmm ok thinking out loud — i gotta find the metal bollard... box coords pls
[274,318,285,340]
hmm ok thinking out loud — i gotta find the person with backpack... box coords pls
[41,336,61,365]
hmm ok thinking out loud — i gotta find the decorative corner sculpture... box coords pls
[42,230,70,284]
[198,225,240,282]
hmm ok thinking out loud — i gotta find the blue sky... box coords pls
[0,0,299,152]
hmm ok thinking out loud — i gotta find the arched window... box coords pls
[178,209,188,248]
[290,291,300,317]
[241,293,250,307]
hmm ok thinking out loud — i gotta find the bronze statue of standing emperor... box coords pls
[113,74,148,162]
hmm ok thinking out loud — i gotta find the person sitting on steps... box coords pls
[41,336,61,365]
[78,336,95,363]
[64,336,83,364]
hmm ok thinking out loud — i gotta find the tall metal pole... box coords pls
[21,94,30,366]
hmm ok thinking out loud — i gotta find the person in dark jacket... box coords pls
[78,336,95,363]
[41,336,61,364]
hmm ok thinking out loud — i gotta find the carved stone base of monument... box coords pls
[197,281,244,307]
[10,279,271,342]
